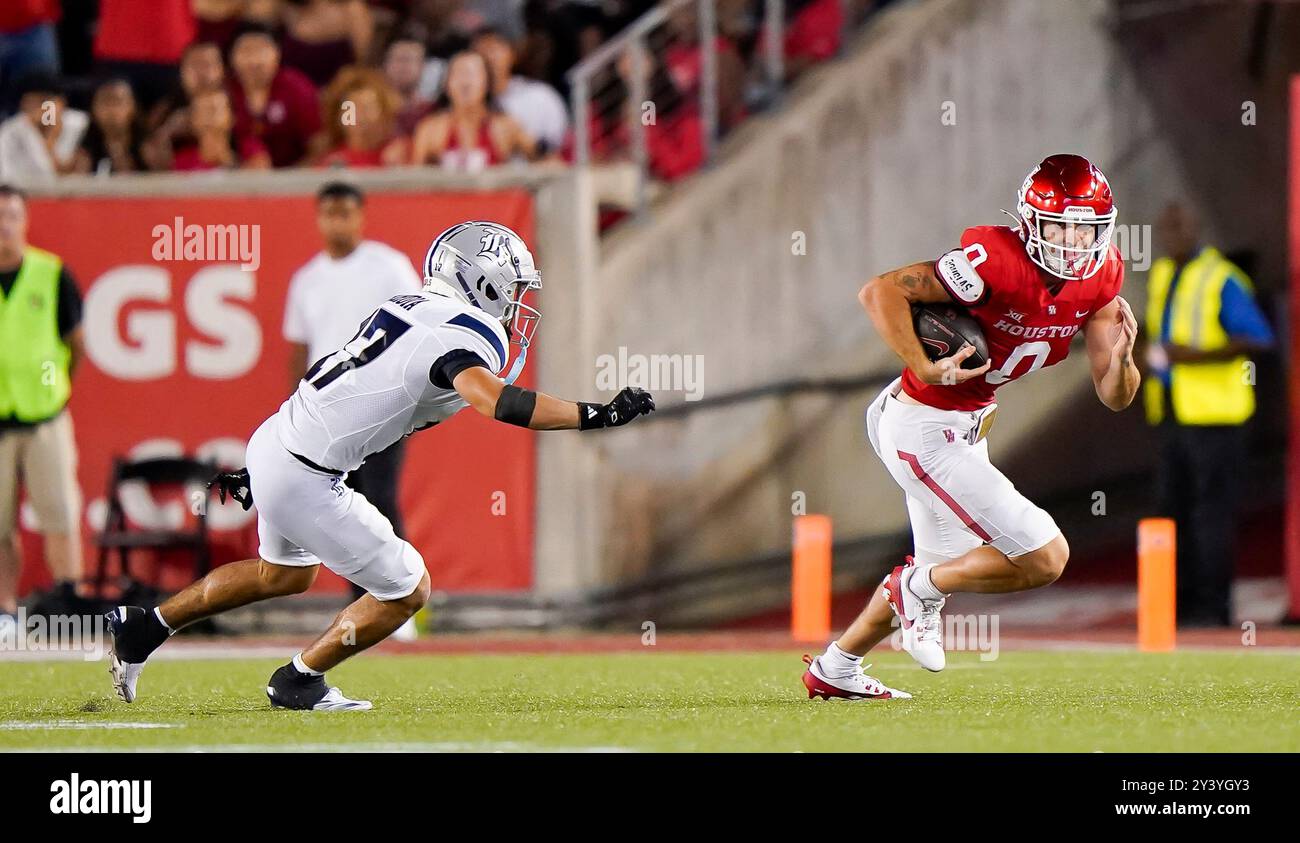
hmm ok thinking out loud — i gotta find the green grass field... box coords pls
[1,650,1296,752]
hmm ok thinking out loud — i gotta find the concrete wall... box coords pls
[529,0,1244,595]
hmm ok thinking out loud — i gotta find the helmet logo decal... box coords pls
[477,233,511,267]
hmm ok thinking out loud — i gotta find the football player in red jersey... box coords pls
[802,154,1141,700]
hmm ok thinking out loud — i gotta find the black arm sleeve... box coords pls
[495,385,537,427]
[57,266,83,338]
[430,349,489,388]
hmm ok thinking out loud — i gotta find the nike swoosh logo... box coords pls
[1075,310,1089,318]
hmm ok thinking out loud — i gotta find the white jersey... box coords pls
[273,288,508,473]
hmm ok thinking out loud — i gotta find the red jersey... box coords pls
[0,0,59,34]
[228,68,321,168]
[94,0,195,64]
[900,225,1124,411]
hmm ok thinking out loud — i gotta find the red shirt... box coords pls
[173,136,268,171]
[665,37,737,95]
[0,0,59,33]
[318,143,392,169]
[93,0,195,64]
[228,68,322,168]
[440,116,500,171]
[785,0,843,63]
[586,107,705,182]
[900,225,1124,411]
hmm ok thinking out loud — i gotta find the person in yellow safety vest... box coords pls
[0,183,88,634]
[1145,203,1275,627]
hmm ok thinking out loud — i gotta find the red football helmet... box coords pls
[1011,154,1116,281]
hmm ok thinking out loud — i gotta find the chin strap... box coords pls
[502,345,528,385]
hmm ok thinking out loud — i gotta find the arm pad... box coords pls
[494,384,537,427]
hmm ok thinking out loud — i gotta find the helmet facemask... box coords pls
[1012,154,1117,281]
[1018,203,1116,281]
[502,272,542,351]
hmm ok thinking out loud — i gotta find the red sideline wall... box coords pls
[17,190,536,596]
[1289,76,1300,621]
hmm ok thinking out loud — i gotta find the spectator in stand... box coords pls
[0,0,62,116]
[515,2,557,89]
[460,0,525,43]
[92,0,197,108]
[142,40,226,170]
[410,49,536,171]
[472,27,567,154]
[314,66,406,167]
[172,86,271,170]
[364,0,408,55]
[771,0,843,79]
[193,0,281,54]
[73,78,147,174]
[520,0,609,98]
[280,0,374,88]
[227,23,321,167]
[663,7,746,130]
[0,71,87,182]
[589,44,703,183]
[382,34,435,137]
[404,0,463,54]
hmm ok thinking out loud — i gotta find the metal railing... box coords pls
[567,0,786,217]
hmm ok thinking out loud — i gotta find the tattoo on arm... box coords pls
[888,263,949,303]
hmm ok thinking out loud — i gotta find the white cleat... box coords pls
[104,606,161,703]
[266,683,374,711]
[801,655,912,700]
[311,687,373,711]
[266,663,374,711]
[882,557,946,672]
[107,646,145,703]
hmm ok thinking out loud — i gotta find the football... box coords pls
[913,304,990,370]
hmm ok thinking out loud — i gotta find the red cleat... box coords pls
[801,654,912,700]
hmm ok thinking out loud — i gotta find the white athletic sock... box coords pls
[292,653,323,676]
[152,607,174,633]
[820,641,863,677]
[908,564,948,602]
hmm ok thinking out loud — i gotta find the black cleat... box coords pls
[266,663,373,711]
[104,606,170,703]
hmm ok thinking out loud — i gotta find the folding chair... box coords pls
[93,455,218,601]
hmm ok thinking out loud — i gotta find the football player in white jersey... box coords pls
[104,221,656,711]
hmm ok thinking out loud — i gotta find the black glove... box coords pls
[579,387,656,430]
[209,468,254,511]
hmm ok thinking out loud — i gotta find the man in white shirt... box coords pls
[0,72,87,183]
[282,182,423,631]
[473,28,568,154]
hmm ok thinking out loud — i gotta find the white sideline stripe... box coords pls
[14,741,635,753]
[1002,638,1300,655]
[0,720,178,730]
[0,645,294,662]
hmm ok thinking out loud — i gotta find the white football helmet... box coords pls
[422,221,542,352]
